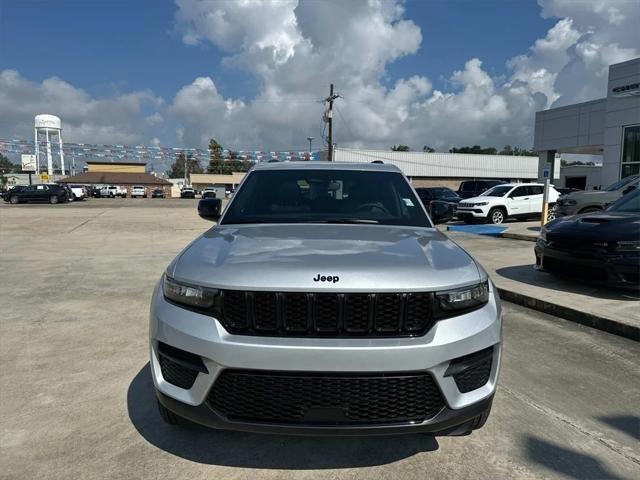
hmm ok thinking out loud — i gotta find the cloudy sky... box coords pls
[1,0,638,153]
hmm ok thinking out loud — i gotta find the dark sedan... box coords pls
[535,190,640,289]
[414,187,462,208]
[151,188,166,198]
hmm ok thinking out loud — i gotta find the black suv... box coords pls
[457,180,506,199]
[6,184,69,204]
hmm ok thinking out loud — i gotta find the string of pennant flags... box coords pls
[0,139,319,165]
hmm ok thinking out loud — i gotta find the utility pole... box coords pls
[323,84,340,161]
[183,150,188,187]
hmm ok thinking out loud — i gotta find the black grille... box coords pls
[159,355,199,389]
[449,348,493,393]
[208,370,445,425]
[218,291,435,337]
[157,342,207,390]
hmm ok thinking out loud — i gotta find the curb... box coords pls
[501,233,537,242]
[497,287,639,342]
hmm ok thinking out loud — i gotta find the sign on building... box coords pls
[21,154,37,172]
[40,172,49,182]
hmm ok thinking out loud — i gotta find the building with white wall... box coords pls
[333,148,559,189]
[535,58,640,187]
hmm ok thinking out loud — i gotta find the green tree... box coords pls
[449,145,498,155]
[499,145,514,155]
[0,154,19,174]
[422,145,435,153]
[0,154,19,187]
[391,145,410,152]
[241,158,253,171]
[207,138,225,174]
[512,146,535,156]
[167,151,203,178]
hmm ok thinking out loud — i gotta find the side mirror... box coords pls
[622,185,637,195]
[198,198,222,222]
[429,200,453,225]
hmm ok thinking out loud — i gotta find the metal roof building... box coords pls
[333,148,560,184]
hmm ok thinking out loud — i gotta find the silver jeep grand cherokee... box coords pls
[150,162,502,436]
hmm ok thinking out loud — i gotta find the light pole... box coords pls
[307,137,314,152]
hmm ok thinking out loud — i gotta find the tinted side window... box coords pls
[529,186,543,195]
[460,181,477,192]
[511,186,527,197]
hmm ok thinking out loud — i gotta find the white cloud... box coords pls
[0,69,163,144]
[167,0,639,151]
[1,0,638,154]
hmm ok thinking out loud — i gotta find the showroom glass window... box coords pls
[621,125,640,177]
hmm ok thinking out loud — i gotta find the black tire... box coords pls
[158,400,181,425]
[487,208,506,224]
[49,195,59,204]
[9,195,19,204]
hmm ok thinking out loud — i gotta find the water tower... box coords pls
[34,114,65,175]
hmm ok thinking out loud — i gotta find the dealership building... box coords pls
[534,58,640,188]
[59,161,172,195]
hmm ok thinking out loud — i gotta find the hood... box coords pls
[459,195,498,204]
[562,190,617,201]
[170,224,482,292]
[546,212,640,242]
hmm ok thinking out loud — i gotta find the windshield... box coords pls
[608,190,640,213]
[481,185,512,197]
[432,188,458,198]
[222,169,430,227]
[606,175,639,192]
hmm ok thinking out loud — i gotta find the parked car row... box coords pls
[2,184,70,204]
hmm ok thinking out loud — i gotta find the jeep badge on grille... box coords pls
[313,274,340,283]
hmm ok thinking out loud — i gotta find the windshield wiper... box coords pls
[301,218,380,224]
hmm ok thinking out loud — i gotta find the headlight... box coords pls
[163,275,217,309]
[615,240,640,252]
[436,281,489,312]
[473,202,488,206]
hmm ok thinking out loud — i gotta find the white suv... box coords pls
[456,183,559,224]
[131,185,147,198]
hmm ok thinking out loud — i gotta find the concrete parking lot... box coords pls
[1,199,639,479]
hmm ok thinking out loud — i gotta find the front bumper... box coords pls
[149,281,502,434]
[535,241,640,288]
[455,208,488,220]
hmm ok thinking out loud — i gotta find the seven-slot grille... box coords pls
[207,370,445,425]
[219,290,434,337]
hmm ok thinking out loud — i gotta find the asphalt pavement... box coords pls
[1,200,639,479]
